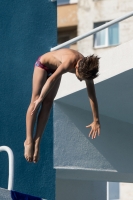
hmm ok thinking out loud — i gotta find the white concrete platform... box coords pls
[54,39,133,182]
[0,188,46,200]
[0,188,11,200]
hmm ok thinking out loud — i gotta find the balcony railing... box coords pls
[51,11,133,51]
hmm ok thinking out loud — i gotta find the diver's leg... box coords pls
[24,67,47,162]
[33,77,61,163]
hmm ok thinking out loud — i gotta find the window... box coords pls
[57,0,69,5]
[57,0,78,5]
[58,27,77,48]
[94,21,119,48]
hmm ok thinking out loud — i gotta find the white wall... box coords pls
[120,183,133,200]
[70,0,78,3]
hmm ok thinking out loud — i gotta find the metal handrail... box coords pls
[51,11,133,51]
[0,146,14,190]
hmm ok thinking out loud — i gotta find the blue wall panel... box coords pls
[0,1,57,199]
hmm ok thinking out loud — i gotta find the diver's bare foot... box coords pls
[33,139,40,163]
[24,140,34,162]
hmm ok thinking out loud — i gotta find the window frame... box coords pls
[93,21,119,49]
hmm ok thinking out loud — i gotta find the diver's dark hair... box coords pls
[78,55,100,80]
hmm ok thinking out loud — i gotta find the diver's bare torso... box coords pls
[40,48,84,73]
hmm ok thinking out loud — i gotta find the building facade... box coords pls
[57,0,133,200]
[78,0,133,56]
[57,0,78,50]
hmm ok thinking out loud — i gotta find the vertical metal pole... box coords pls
[107,182,110,200]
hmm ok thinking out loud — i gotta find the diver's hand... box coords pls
[31,98,42,115]
[86,121,100,139]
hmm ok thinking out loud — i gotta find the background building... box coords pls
[78,0,133,56]
[57,0,78,49]
[57,0,133,55]
[57,0,133,200]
